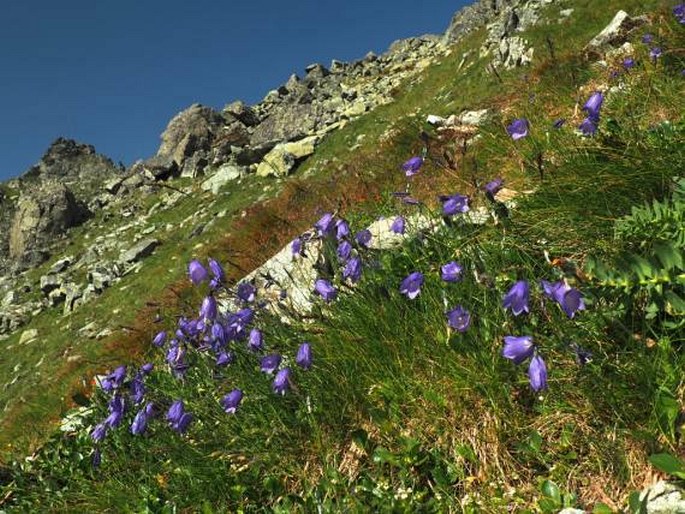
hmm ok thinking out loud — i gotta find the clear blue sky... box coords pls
[0,0,467,180]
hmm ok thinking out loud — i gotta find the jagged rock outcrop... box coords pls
[444,0,517,43]
[584,10,648,59]
[156,104,225,176]
[8,181,90,270]
[19,138,123,202]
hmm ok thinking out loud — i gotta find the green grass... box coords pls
[1,1,684,511]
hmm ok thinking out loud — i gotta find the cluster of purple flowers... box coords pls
[90,362,156,466]
[90,255,315,467]
[674,4,685,24]
[500,278,586,391]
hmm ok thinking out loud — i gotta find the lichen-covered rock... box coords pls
[157,104,224,168]
[585,10,647,59]
[118,238,160,264]
[9,182,89,269]
[201,164,244,194]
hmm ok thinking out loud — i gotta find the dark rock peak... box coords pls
[42,137,97,164]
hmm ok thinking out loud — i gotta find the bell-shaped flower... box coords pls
[273,367,292,395]
[401,156,423,177]
[484,178,503,198]
[391,216,405,234]
[208,258,225,284]
[441,261,463,282]
[141,363,154,374]
[188,259,208,285]
[199,296,217,321]
[291,237,303,256]
[582,91,604,120]
[216,351,233,367]
[237,282,256,303]
[553,118,566,129]
[649,47,662,61]
[355,229,372,248]
[446,306,471,332]
[260,354,281,374]
[130,406,149,436]
[248,328,264,351]
[674,3,685,24]
[441,194,470,216]
[221,389,243,414]
[91,422,107,443]
[343,257,362,284]
[296,343,313,370]
[623,57,636,69]
[130,374,146,404]
[152,331,167,348]
[569,342,592,366]
[502,335,535,365]
[335,219,350,240]
[314,279,337,302]
[528,354,548,392]
[399,271,424,300]
[502,280,530,316]
[507,118,529,140]
[579,117,598,136]
[315,213,336,237]
[337,240,352,262]
[92,448,101,468]
[105,396,126,428]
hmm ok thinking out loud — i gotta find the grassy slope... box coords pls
[2,0,684,511]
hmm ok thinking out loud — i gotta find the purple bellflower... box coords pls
[583,92,604,120]
[399,271,424,300]
[649,47,662,61]
[502,280,530,316]
[91,423,107,443]
[441,194,470,216]
[188,259,208,285]
[335,219,350,240]
[552,118,566,129]
[314,279,338,302]
[541,280,586,318]
[528,354,548,392]
[315,213,336,237]
[141,363,154,374]
[391,216,405,234]
[507,118,529,140]
[152,331,167,348]
[296,343,313,370]
[642,33,653,44]
[167,400,193,434]
[208,258,225,284]
[216,351,233,367]
[623,57,636,69]
[200,296,217,321]
[446,306,471,332]
[273,368,292,395]
[355,229,372,248]
[221,389,244,414]
[502,335,535,365]
[130,406,150,435]
[579,117,598,136]
[291,237,303,256]
[92,448,101,469]
[237,282,256,303]
[337,240,353,262]
[260,354,282,374]
[401,156,424,177]
[484,177,504,197]
[441,261,464,283]
[248,328,264,351]
[343,256,362,284]
[674,3,685,24]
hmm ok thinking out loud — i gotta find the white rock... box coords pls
[639,480,685,514]
[201,164,243,194]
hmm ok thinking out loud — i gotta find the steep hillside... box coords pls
[1,0,684,511]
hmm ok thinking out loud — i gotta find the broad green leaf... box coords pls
[649,453,685,479]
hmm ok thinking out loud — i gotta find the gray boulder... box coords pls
[9,181,89,269]
[585,10,648,59]
[250,103,323,147]
[222,100,260,126]
[201,164,244,194]
[119,238,160,264]
[157,104,224,168]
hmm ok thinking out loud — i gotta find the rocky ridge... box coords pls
[0,0,557,339]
